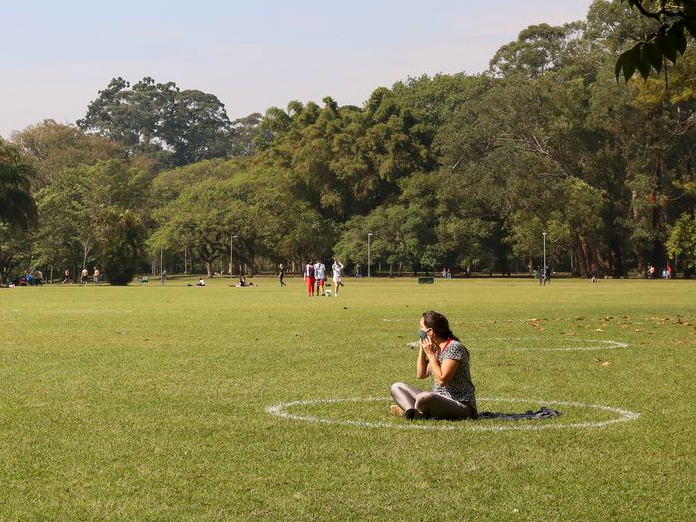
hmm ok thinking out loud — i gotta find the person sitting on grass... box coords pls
[390,311,477,420]
[196,278,205,286]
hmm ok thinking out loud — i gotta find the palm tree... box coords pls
[0,139,37,285]
[0,139,37,230]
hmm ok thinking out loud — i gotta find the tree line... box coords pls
[2,0,696,284]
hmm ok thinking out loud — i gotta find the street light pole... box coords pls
[543,231,547,273]
[368,233,373,278]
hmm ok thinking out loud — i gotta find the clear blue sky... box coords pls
[0,0,595,138]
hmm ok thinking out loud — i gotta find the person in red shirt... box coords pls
[304,261,315,297]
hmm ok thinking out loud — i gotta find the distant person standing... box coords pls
[544,266,552,286]
[355,263,362,278]
[62,269,71,285]
[332,260,344,297]
[93,267,101,286]
[314,260,326,296]
[304,261,315,297]
[160,270,167,286]
[667,264,672,279]
[81,267,89,286]
[278,264,287,287]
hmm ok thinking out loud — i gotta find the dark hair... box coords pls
[422,311,459,342]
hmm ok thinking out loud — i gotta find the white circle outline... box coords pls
[265,397,640,431]
[466,337,628,352]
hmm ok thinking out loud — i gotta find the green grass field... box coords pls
[1,277,695,521]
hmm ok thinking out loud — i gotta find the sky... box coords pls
[0,0,595,138]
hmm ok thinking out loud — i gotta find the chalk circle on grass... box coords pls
[266,397,640,432]
[467,338,628,352]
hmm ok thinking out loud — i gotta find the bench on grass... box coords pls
[139,275,149,285]
[418,277,435,284]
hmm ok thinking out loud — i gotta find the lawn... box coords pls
[1,276,695,520]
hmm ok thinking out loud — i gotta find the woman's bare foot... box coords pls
[389,404,404,416]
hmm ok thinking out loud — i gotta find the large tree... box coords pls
[11,120,124,187]
[78,77,233,166]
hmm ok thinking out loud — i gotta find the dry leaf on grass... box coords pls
[601,361,611,367]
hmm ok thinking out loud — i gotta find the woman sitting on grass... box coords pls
[390,311,476,420]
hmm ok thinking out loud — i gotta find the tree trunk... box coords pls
[205,262,213,277]
[574,242,589,279]
[651,240,666,274]
[610,239,625,278]
[636,247,648,278]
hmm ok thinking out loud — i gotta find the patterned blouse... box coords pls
[433,340,476,408]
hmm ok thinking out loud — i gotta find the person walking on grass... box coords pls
[93,267,101,286]
[390,311,476,421]
[332,259,344,297]
[62,269,71,285]
[81,267,89,286]
[314,259,326,296]
[278,264,287,287]
[160,270,167,286]
[304,261,315,297]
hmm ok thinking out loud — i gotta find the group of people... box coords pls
[7,269,44,287]
[440,268,452,279]
[60,267,101,286]
[26,270,44,286]
[535,265,552,286]
[647,264,672,279]
[302,260,345,297]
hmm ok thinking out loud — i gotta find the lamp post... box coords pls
[368,232,373,278]
[542,231,547,274]
[230,234,238,277]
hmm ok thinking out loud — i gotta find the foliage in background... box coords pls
[5,0,696,280]
[100,211,146,285]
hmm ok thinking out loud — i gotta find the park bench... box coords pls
[139,275,149,285]
[418,277,435,284]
